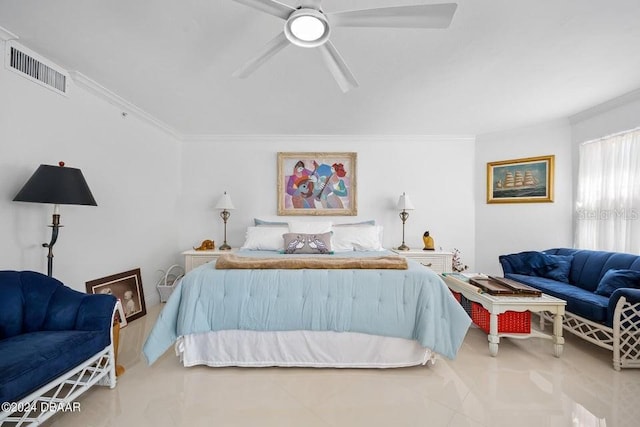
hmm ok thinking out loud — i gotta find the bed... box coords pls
[143,252,471,368]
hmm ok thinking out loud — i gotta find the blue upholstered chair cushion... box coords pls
[595,269,640,297]
[0,330,109,402]
[506,273,609,324]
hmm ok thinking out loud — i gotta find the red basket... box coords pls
[450,290,462,303]
[471,302,531,334]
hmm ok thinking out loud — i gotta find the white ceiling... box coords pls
[2,0,640,136]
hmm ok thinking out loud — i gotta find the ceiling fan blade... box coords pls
[318,41,359,93]
[232,32,290,79]
[231,0,295,20]
[329,3,458,28]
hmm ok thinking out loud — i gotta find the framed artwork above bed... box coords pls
[278,152,357,216]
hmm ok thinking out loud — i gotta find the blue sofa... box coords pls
[500,249,640,370]
[0,271,117,424]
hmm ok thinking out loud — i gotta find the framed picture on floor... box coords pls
[278,152,357,216]
[487,155,554,204]
[86,268,146,323]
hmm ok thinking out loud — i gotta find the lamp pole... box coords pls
[43,207,62,277]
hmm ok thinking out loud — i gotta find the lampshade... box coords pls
[215,191,235,210]
[396,192,415,211]
[13,163,97,206]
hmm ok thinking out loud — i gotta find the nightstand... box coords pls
[391,249,453,273]
[182,249,234,272]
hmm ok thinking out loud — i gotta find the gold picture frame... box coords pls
[487,155,554,203]
[278,152,357,216]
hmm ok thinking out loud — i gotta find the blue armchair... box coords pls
[0,271,117,424]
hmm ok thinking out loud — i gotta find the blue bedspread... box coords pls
[143,251,471,364]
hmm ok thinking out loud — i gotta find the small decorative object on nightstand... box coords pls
[452,248,469,272]
[193,239,215,251]
[215,191,235,250]
[422,231,435,251]
[396,192,415,251]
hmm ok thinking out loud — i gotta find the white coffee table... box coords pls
[442,274,567,357]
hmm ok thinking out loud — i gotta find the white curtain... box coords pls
[575,127,640,253]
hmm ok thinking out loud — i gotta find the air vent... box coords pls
[5,41,68,95]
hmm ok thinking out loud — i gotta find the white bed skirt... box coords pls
[176,330,436,368]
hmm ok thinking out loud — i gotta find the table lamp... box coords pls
[215,191,235,250]
[396,192,415,251]
[13,162,97,277]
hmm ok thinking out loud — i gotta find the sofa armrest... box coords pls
[75,294,117,332]
[608,288,640,326]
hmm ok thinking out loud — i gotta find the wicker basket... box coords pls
[471,302,531,334]
[156,264,184,303]
[450,290,462,303]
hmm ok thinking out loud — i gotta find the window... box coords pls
[575,127,640,253]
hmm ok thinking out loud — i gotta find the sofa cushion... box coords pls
[543,255,573,283]
[595,269,640,297]
[1,271,115,340]
[506,273,610,324]
[499,251,558,276]
[544,249,640,292]
[0,272,23,339]
[0,330,109,402]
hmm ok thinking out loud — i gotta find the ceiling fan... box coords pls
[231,0,458,92]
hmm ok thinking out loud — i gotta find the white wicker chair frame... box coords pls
[0,308,117,426]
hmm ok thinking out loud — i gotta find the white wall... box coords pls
[179,136,477,270]
[475,120,574,275]
[0,46,181,305]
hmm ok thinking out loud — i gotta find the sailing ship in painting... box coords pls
[494,168,546,198]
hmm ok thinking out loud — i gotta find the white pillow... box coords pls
[241,226,288,251]
[332,225,384,252]
[288,221,333,234]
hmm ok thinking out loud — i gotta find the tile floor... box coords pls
[48,304,640,427]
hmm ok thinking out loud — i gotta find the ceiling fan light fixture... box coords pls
[284,8,330,48]
[291,16,324,41]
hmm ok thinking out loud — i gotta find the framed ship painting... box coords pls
[487,155,554,203]
[278,152,357,216]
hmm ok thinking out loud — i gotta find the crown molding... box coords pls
[569,88,640,125]
[181,134,476,143]
[62,74,477,144]
[0,25,19,41]
[69,71,183,139]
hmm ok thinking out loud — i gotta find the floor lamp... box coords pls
[13,162,97,277]
[215,191,235,250]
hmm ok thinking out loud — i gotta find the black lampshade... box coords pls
[13,163,97,206]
